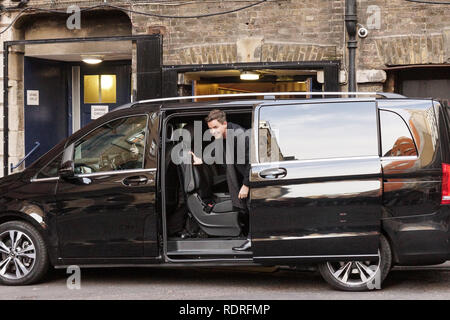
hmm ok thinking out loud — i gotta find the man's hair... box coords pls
[205,109,226,124]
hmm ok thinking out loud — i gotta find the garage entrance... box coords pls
[163,62,340,100]
[182,69,320,100]
[387,66,450,107]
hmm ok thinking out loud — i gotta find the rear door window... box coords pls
[258,101,378,162]
[379,110,417,157]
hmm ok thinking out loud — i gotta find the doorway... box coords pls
[4,34,162,177]
[163,109,254,261]
[180,69,320,100]
[388,66,450,107]
[23,57,131,165]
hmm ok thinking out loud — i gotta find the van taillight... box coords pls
[442,163,450,204]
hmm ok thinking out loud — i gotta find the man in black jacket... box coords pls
[191,109,251,251]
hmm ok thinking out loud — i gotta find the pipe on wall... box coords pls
[345,0,357,93]
[3,42,9,177]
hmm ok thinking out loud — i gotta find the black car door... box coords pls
[55,113,159,261]
[250,100,383,264]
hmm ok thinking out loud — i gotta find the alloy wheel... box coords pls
[0,230,36,280]
[325,251,381,287]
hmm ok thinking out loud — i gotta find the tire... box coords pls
[0,221,49,285]
[318,234,392,291]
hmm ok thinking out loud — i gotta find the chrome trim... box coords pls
[253,104,262,165]
[251,155,380,168]
[54,260,258,269]
[255,254,379,259]
[30,177,60,183]
[76,168,157,178]
[31,168,157,182]
[165,258,254,263]
[380,155,419,161]
[137,92,395,105]
[253,231,379,242]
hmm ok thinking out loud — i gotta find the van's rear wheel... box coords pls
[318,234,391,291]
[0,221,49,286]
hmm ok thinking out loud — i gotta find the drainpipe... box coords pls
[3,42,8,177]
[345,0,357,93]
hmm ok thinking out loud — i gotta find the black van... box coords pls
[0,93,449,291]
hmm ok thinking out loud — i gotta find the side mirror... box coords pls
[59,143,75,178]
[58,160,75,178]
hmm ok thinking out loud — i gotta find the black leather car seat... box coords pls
[182,162,241,236]
[169,123,241,237]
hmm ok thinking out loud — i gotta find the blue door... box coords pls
[24,57,68,166]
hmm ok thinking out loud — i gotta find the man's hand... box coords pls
[189,151,203,165]
[238,184,249,199]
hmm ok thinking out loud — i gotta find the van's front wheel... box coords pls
[0,221,49,285]
[318,234,392,291]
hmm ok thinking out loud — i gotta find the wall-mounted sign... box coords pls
[91,105,109,120]
[27,90,39,106]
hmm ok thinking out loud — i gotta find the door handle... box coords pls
[122,175,148,186]
[259,167,287,179]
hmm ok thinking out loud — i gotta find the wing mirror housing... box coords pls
[59,143,75,178]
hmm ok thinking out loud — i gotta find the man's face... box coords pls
[207,119,227,139]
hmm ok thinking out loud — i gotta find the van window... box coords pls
[380,110,417,157]
[258,102,378,162]
[73,115,147,174]
[36,153,63,179]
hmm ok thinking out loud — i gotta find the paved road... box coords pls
[1,263,449,300]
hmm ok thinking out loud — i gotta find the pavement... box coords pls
[0,262,449,300]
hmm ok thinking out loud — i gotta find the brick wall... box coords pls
[357,0,450,69]
[0,0,448,68]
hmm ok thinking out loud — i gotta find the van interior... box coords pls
[163,109,253,260]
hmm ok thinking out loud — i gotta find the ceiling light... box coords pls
[240,71,260,81]
[82,57,103,64]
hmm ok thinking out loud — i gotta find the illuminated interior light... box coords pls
[240,71,260,81]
